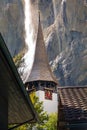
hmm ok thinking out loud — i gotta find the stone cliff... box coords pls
[0,0,25,56]
[39,0,87,86]
[0,0,87,86]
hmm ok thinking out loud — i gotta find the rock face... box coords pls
[39,0,87,86]
[0,0,25,56]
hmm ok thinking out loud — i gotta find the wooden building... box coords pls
[0,33,38,130]
[24,15,58,113]
[58,86,87,130]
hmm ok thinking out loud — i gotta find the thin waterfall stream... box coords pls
[22,0,36,81]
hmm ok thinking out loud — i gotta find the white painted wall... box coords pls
[36,90,58,114]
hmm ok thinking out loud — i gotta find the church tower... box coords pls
[24,14,58,113]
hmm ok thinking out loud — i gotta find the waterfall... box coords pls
[61,0,66,5]
[61,0,66,15]
[52,0,67,53]
[52,0,57,19]
[22,0,36,81]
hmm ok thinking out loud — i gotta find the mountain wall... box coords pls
[39,0,87,86]
[0,0,25,56]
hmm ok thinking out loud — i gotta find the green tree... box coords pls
[29,92,48,129]
[44,113,57,130]
[32,95,48,123]
[13,51,25,76]
[13,51,24,68]
[8,124,28,130]
[14,124,28,130]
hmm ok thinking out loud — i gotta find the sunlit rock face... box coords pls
[39,0,87,86]
[0,0,25,56]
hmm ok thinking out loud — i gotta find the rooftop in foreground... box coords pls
[58,86,87,130]
[0,33,39,129]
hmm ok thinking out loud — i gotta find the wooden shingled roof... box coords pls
[58,86,87,123]
[24,15,58,85]
[0,33,38,128]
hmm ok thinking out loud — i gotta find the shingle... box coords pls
[24,16,58,85]
[58,86,87,122]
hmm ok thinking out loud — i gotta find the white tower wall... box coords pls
[36,90,58,114]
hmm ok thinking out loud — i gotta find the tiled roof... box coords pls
[58,86,87,123]
[24,15,58,85]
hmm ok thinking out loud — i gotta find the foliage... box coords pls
[44,113,57,130]
[16,92,49,130]
[29,92,48,129]
[13,51,24,68]
[8,124,28,130]
[29,92,58,130]
[13,51,25,75]
[14,124,28,130]
[29,91,36,104]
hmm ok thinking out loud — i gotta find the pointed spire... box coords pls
[24,12,58,85]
